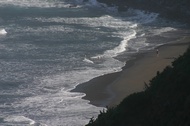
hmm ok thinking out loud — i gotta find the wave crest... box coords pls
[0,29,7,35]
[104,30,137,57]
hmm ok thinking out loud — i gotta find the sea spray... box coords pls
[0,29,7,35]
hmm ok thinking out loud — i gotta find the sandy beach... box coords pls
[72,35,190,107]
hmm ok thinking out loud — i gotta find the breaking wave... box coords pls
[0,29,7,35]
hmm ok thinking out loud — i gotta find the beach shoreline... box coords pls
[71,35,190,108]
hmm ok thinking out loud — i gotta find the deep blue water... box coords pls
[0,0,186,125]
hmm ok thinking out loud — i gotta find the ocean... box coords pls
[0,0,186,125]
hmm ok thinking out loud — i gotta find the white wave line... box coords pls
[104,30,137,57]
[0,29,7,35]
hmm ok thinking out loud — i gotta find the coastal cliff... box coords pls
[96,0,190,24]
[86,44,190,126]
[82,1,190,125]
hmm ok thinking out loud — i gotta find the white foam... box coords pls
[0,3,161,126]
[10,83,103,125]
[129,23,138,28]
[0,0,70,8]
[24,15,139,59]
[104,30,137,57]
[140,33,145,37]
[4,115,36,125]
[31,15,138,59]
[33,14,134,30]
[0,29,7,35]
[151,27,176,36]
[91,55,104,59]
[32,14,138,59]
[83,57,94,64]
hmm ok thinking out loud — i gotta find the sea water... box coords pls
[0,0,186,125]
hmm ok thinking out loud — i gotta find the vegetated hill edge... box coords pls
[86,46,190,126]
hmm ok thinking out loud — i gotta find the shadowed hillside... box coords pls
[86,46,190,126]
[96,0,190,24]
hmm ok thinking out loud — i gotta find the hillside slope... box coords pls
[96,0,190,24]
[86,46,190,126]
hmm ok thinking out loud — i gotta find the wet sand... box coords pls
[72,36,190,107]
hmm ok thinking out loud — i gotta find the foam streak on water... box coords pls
[0,0,181,126]
[0,29,7,35]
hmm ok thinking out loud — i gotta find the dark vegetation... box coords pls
[95,0,190,24]
[83,0,190,125]
[86,46,190,126]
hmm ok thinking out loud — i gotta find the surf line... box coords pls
[83,55,94,64]
[0,29,7,35]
